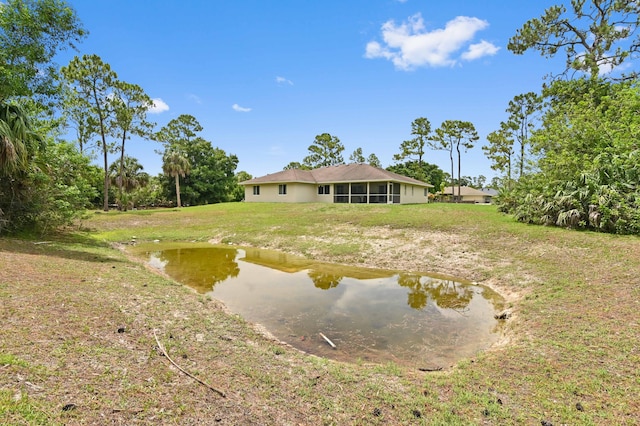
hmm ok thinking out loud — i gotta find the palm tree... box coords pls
[0,102,43,176]
[162,151,190,208]
[109,156,149,210]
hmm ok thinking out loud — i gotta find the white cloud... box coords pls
[276,76,294,85]
[461,40,500,60]
[149,98,169,114]
[600,60,631,75]
[365,13,497,70]
[574,52,631,76]
[232,103,252,112]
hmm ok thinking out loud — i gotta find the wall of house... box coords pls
[244,183,318,202]
[400,184,430,204]
[461,194,492,204]
[244,182,430,204]
[316,190,334,203]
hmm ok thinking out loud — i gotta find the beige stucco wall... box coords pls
[315,191,334,203]
[399,184,430,204]
[461,194,492,203]
[244,182,318,203]
[244,182,430,204]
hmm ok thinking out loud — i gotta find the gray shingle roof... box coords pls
[240,163,433,187]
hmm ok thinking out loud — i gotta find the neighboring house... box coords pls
[239,163,433,204]
[441,186,494,204]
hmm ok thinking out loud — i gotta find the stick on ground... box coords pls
[153,329,226,398]
[319,332,336,349]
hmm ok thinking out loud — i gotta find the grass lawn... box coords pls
[1,202,639,425]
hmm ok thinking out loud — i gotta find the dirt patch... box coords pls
[238,224,523,305]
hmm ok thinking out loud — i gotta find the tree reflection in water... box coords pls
[141,244,504,367]
[152,247,240,293]
[397,273,473,312]
[154,247,475,311]
[308,271,343,290]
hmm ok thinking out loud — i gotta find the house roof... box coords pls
[441,186,493,196]
[240,163,433,187]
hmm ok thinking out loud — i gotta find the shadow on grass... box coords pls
[0,232,125,264]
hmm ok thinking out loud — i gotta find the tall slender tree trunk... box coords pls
[507,153,512,190]
[118,132,127,208]
[520,139,525,179]
[449,147,454,203]
[102,146,109,211]
[175,174,182,208]
[519,111,527,178]
[457,141,462,204]
[93,87,110,212]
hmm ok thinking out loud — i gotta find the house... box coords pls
[239,163,433,204]
[481,188,499,197]
[441,186,494,204]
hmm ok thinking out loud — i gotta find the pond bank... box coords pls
[131,242,506,368]
[2,202,639,424]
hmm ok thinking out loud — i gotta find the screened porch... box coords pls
[332,182,401,204]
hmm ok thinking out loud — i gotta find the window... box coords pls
[333,184,349,203]
[391,183,400,203]
[369,183,387,204]
[253,185,260,195]
[350,183,366,194]
[278,184,287,195]
[424,188,429,196]
[318,185,330,195]
[334,184,348,195]
[350,183,367,203]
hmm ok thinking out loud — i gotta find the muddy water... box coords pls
[139,243,504,368]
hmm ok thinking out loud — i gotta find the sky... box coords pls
[57,0,568,181]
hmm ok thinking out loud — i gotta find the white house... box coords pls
[441,186,494,203]
[240,163,433,204]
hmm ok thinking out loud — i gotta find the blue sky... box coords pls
[59,0,565,181]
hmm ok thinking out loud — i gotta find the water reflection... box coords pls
[309,271,342,290]
[151,246,240,291]
[140,243,504,368]
[397,274,474,311]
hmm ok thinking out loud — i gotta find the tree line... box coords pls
[0,0,243,235]
[2,0,638,235]
[0,0,488,237]
[483,0,640,234]
[283,117,482,198]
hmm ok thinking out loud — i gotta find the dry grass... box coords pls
[1,202,639,425]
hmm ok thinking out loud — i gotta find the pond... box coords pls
[137,243,504,368]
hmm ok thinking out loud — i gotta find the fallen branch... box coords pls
[319,332,336,349]
[418,366,443,372]
[112,408,144,414]
[153,329,226,397]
